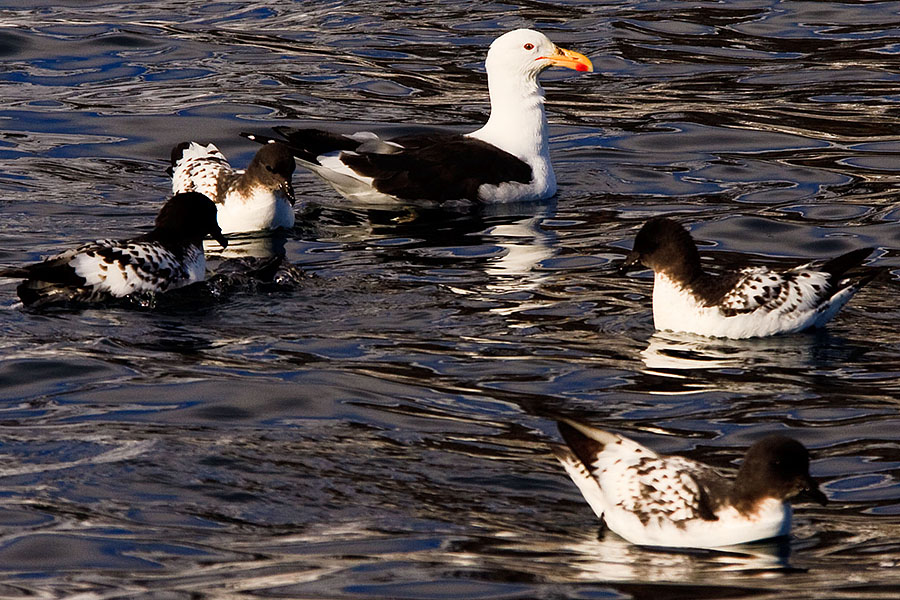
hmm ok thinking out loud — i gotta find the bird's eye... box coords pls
[524,43,534,50]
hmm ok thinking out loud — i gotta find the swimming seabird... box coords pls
[0,192,227,307]
[553,419,827,548]
[622,217,878,339]
[170,141,296,234]
[243,29,592,205]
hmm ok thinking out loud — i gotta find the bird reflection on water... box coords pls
[640,329,861,376]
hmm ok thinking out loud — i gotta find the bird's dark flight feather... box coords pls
[243,128,533,203]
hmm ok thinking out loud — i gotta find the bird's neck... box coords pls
[468,73,549,163]
[141,229,197,258]
[729,480,775,517]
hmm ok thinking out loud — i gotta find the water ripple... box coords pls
[0,1,899,598]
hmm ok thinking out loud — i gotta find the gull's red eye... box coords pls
[524,43,534,50]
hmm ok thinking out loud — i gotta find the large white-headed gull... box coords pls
[243,29,593,205]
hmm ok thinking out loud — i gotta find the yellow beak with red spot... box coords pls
[539,46,593,72]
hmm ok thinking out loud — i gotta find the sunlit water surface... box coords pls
[0,1,900,598]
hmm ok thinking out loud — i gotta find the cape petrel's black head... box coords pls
[154,192,228,248]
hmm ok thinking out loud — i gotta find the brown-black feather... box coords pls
[245,128,533,203]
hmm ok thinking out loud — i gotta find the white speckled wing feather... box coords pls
[719,265,831,316]
[172,142,235,204]
[67,241,205,297]
[593,449,715,527]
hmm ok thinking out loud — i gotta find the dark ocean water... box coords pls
[0,1,899,598]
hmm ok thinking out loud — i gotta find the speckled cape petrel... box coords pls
[623,217,877,339]
[552,419,827,548]
[0,192,226,307]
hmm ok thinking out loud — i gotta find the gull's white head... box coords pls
[468,28,592,192]
[485,29,593,79]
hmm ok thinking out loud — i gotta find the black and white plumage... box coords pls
[0,192,227,307]
[243,29,593,205]
[170,141,296,234]
[552,419,827,548]
[622,217,878,339]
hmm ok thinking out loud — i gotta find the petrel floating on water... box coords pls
[243,29,593,205]
[552,418,827,548]
[0,192,227,307]
[170,141,296,234]
[622,217,878,339]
